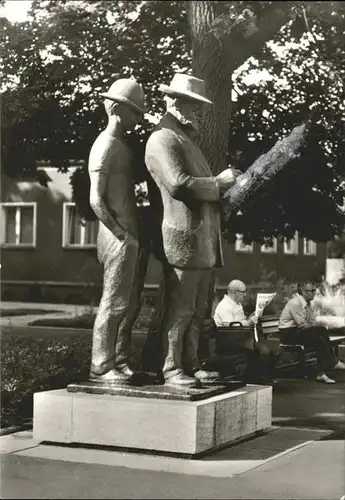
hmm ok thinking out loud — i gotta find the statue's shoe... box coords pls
[89,369,132,385]
[164,373,201,389]
[116,364,135,377]
[193,369,222,384]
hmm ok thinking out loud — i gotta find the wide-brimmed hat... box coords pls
[159,73,213,105]
[100,79,146,114]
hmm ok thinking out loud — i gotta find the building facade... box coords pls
[1,167,326,303]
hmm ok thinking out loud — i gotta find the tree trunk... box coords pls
[185,2,236,343]
[187,1,234,175]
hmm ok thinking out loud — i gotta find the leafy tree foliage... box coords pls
[1,0,190,175]
[1,0,344,242]
[227,10,345,243]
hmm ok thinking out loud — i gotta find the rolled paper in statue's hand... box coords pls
[222,123,308,221]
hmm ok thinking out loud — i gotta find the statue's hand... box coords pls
[233,169,243,178]
[124,232,139,247]
[216,168,237,191]
[249,314,259,326]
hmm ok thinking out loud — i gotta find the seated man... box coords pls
[279,281,345,384]
[214,279,281,384]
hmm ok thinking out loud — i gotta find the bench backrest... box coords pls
[214,316,280,342]
[260,315,280,336]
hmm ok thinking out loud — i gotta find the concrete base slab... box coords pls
[33,384,272,456]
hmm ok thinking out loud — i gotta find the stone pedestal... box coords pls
[66,378,245,401]
[33,384,272,456]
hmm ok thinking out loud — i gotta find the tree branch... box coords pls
[222,123,308,221]
[207,1,345,71]
[208,2,293,70]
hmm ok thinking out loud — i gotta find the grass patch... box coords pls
[1,309,62,317]
[1,333,146,429]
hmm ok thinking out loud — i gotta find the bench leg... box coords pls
[297,348,308,379]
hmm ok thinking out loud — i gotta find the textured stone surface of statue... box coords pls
[145,73,240,388]
[88,78,146,385]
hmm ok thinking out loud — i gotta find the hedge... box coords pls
[1,333,148,429]
[1,334,89,427]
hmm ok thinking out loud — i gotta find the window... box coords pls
[284,232,299,255]
[63,203,98,248]
[261,238,278,253]
[303,239,317,256]
[0,202,37,247]
[235,234,253,253]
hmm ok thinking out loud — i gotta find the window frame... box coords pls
[303,238,317,256]
[260,238,278,254]
[283,232,299,255]
[62,202,98,249]
[235,234,254,253]
[0,202,37,248]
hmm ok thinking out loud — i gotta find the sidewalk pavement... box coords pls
[1,427,344,499]
[1,301,97,328]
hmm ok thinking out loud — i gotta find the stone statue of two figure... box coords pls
[88,74,240,390]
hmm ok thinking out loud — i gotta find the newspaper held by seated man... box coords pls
[253,292,276,342]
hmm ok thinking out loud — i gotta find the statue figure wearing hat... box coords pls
[88,78,146,384]
[145,73,240,388]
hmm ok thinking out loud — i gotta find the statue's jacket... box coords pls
[145,113,223,270]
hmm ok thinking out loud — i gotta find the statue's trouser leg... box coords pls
[183,269,212,373]
[115,245,149,370]
[141,264,174,374]
[162,268,201,380]
[90,240,139,376]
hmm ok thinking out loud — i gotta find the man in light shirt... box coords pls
[279,281,345,384]
[214,280,259,327]
[214,280,280,384]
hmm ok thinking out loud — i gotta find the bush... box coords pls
[1,334,92,428]
[1,332,147,429]
[242,266,292,317]
[313,281,345,317]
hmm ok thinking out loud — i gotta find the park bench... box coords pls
[200,322,257,379]
[260,314,345,374]
[200,315,345,379]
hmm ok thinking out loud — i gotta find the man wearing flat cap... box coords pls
[145,73,240,388]
[88,78,146,384]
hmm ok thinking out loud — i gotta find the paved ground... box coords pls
[272,371,345,432]
[1,429,344,499]
[0,302,96,328]
[1,302,94,313]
